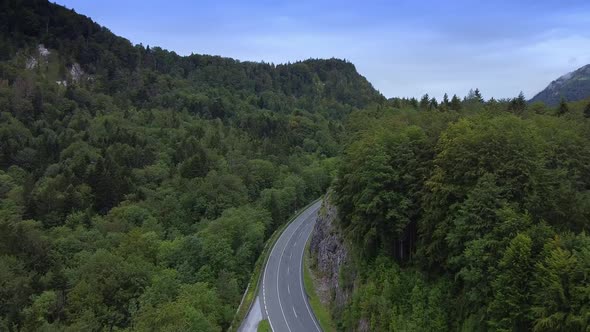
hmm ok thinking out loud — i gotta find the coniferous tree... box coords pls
[429,97,438,110]
[509,92,527,113]
[419,94,430,111]
[450,94,462,111]
[443,93,450,106]
[584,101,590,118]
[474,88,483,102]
[390,98,402,108]
[516,91,526,106]
[557,97,569,117]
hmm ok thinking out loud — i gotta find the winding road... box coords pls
[260,200,323,332]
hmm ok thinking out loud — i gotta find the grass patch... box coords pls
[229,197,322,332]
[257,319,271,332]
[304,236,338,332]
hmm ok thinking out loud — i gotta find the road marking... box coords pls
[259,200,322,332]
[287,284,290,294]
[277,213,311,332]
[292,307,298,318]
[263,247,276,332]
[299,210,322,332]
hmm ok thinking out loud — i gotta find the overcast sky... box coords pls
[55,0,590,100]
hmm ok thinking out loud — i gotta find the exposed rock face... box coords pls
[25,57,38,69]
[24,44,86,86]
[38,44,50,58]
[25,44,51,70]
[70,63,84,82]
[310,196,353,314]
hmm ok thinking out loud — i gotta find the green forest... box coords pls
[334,94,590,331]
[0,0,383,331]
[1,0,590,331]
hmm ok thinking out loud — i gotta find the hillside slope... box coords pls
[530,64,590,106]
[1,0,383,114]
[0,1,384,331]
[329,101,590,331]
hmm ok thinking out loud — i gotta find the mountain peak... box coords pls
[530,64,590,106]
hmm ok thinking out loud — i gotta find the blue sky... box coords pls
[55,0,590,100]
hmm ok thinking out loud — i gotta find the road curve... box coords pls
[261,200,323,332]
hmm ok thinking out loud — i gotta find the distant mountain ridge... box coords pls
[0,0,383,112]
[530,64,590,106]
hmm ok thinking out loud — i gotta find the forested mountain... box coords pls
[332,95,590,331]
[2,1,590,332]
[0,0,383,114]
[0,0,383,331]
[530,64,590,106]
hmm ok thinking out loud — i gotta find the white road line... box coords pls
[292,307,298,318]
[277,216,308,332]
[260,201,322,332]
[287,284,290,294]
[263,249,275,332]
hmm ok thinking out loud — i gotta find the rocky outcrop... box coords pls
[70,63,84,83]
[309,196,354,315]
[25,44,50,69]
[24,44,86,86]
[37,44,50,58]
[25,57,38,70]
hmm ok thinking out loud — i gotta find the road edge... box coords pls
[231,197,323,332]
[303,233,337,332]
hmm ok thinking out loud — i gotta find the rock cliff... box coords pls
[309,196,354,320]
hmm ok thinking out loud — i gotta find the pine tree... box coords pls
[584,101,590,118]
[443,93,450,106]
[474,88,483,102]
[419,94,430,111]
[429,97,438,110]
[509,92,527,113]
[450,94,462,111]
[557,98,569,117]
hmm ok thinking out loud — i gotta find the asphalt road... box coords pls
[261,200,323,332]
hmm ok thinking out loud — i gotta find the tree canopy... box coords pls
[334,98,590,331]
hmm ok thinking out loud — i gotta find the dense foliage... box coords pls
[335,95,590,331]
[0,1,386,330]
[3,1,590,332]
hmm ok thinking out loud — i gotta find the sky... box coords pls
[54,0,590,100]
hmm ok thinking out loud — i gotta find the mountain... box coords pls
[530,64,590,106]
[0,1,384,331]
[4,1,589,332]
[0,0,383,113]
